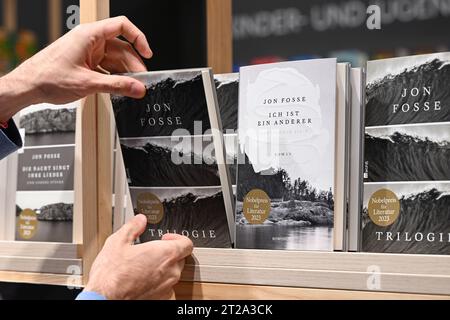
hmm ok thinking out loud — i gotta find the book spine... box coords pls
[334,63,351,251]
[348,68,365,252]
[202,69,236,245]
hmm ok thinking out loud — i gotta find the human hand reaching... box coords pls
[84,214,193,300]
[0,16,151,122]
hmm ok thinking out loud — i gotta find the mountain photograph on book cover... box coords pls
[366,53,450,126]
[130,187,231,247]
[111,70,212,138]
[120,136,220,187]
[214,73,239,131]
[15,191,73,243]
[365,123,450,182]
[362,183,450,254]
[236,152,334,251]
[20,103,77,146]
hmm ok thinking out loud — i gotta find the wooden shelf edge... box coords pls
[1,270,448,299]
[0,270,83,287]
[0,241,82,259]
[174,282,450,300]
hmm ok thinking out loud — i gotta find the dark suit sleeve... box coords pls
[0,119,23,160]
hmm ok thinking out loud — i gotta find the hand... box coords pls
[0,16,151,122]
[84,214,193,300]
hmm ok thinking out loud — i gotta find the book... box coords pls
[347,67,365,252]
[334,62,350,251]
[235,58,337,251]
[111,68,234,247]
[362,53,450,254]
[13,103,77,243]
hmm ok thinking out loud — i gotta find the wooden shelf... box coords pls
[0,270,82,287]
[180,248,450,296]
[174,282,450,300]
[1,246,450,299]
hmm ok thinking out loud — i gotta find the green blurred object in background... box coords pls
[0,28,37,74]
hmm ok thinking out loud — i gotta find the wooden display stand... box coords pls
[0,0,449,300]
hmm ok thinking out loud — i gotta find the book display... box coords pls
[111,69,234,247]
[362,53,450,255]
[0,102,82,276]
[1,0,450,300]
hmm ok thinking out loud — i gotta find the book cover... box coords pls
[362,53,450,254]
[236,59,337,251]
[111,69,234,247]
[14,103,76,243]
[348,67,365,252]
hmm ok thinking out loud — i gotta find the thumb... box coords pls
[161,233,188,241]
[162,233,194,259]
[116,214,148,245]
[90,72,146,98]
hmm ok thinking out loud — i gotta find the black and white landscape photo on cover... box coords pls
[15,191,73,243]
[366,53,450,126]
[362,182,450,254]
[120,135,221,187]
[214,73,239,132]
[112,70,212,138]
[130,186,231,247]
[365,123,450,182]
[236,151,334,251]
[19,102,77,147]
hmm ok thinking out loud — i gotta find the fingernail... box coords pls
[130,83,145,98]
[136,214,148,225]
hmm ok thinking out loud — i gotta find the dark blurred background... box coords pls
[0,0,449,299]
[1,0,449,73]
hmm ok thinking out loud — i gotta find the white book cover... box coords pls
[236,58,337,251]
[14,102,77,243]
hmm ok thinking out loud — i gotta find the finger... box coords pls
[100,38,147,74]
[177,259,186,272]
[162,234,194,260]
[115,214,148,244]
[161,233,187,241]
[89,71,146,98]
[95,16,152,58]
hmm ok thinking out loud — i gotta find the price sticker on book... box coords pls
[243,189,271,224]
[368,188,400,227]
[136,192,164,224]
[18,209,38,240]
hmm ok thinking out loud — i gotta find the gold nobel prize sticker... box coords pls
[368,188,400,227]
[136,192,164,224]
[243,189,271,224]
[18,209,38,240]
